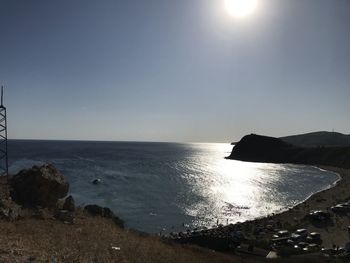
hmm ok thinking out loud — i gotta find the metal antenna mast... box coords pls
[0,86,8,177]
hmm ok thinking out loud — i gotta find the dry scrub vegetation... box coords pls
[0,209,262,263]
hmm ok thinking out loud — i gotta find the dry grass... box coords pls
[0,210,263,263]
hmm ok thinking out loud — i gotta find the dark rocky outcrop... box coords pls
[84,204,124,228]
[227,134,350,169]
[10,164,69,208]
[55,195,76,223]
[63,195,75,212]
[84,204,104,215]
[84,205,116,219]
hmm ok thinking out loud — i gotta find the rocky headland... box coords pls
[227,134,350,168]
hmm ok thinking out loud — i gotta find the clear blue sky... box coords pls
[0,0,349,142]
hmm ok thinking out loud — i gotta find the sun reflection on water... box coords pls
[179,143,338,229]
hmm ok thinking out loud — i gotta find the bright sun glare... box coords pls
[224,0,258,18]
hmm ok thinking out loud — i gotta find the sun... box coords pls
[224,0,258,18]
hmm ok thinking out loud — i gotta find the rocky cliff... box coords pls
[227,134,350,169]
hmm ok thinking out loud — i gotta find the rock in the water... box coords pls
[91,179,101,185]
[63,195,75,212]
[10,164,69,208]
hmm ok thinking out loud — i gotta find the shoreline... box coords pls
[239,165,342,224]
[276,165,342,217]
[174,165,350,254]
[238,165,350,247]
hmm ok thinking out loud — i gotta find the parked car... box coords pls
[307,210,331,221]
[295,228,308,237]
[331,204,350,213]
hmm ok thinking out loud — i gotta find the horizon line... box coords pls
[8,138,232,144]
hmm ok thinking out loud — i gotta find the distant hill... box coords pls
[280,131,350,147]
[227,134,350,169]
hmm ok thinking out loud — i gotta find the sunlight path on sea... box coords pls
[175,143,339,229]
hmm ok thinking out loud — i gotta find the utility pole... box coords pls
[0,86,8,177]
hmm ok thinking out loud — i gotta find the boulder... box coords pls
[91,179,102,185]
[10,164,69,208]
[63,195,75,212]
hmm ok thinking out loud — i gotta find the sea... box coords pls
[8,140,340,233]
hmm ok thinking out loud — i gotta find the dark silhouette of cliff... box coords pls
[280,131,350,147]
[227,134,350,169]
[227,134,298,163]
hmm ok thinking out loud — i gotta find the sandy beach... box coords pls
[263,166,350,247]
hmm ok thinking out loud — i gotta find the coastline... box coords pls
[244,165,342,223]
[266,166,350,247]
[175,165,350,257]
[234,166,350,247]
[275,165,342,218]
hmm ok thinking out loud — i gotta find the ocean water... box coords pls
[8,140,339,233]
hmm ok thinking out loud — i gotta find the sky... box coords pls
[0,0,349,142]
